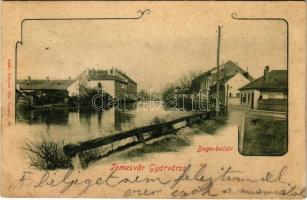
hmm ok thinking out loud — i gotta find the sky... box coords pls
[17,5,287,92]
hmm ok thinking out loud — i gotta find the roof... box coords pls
[173,87,191,94]
[88,69,136,84]
[209,61,254,82]
[209,75,235,89]
[191,60,254,91]
[17,79,75,90]
[239,70,287,91]
[88,70,125,82]
[116,70,137,84]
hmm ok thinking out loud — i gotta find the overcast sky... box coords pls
[18,6,287,92]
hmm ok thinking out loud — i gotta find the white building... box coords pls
[239,66,287,111]
[69,68,137,101]
[223,73,252,106]
[191,60,254,107]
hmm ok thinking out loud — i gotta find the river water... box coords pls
[16,101,193,144]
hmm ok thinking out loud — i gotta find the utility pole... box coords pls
[226,84,229,112]
[216,26,221,120]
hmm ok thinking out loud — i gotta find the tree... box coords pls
[137,89,150,101]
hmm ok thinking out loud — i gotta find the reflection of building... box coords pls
[76,68,137,101]
[191,60,254,107]
[16,108,69,124]
[239,66,287,111]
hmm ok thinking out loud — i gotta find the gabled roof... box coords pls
[239,70,287,91]
[88,70,126,82]
[210,61,254,82]
[88,69,136,84]
[115,70,137,84]
[17,79,76,90]
[218,74,235,85]
[209,74,235,89]
[191,60,254,91]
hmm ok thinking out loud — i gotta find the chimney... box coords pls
[27,76,31,81]
[46,76,50,82]
[264,66,270,83]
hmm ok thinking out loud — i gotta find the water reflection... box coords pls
[115,111,134,131]
[16,109,69,124]
[16,102,191,143]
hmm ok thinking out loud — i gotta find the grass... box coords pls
[240,115,287,156]
[119,134,191,159]
[119,113,229,159]
[24,136,103,170]
[150,116,167,125]
[192,114,228,135]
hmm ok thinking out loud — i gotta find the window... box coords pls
[229,93,232,97]
[98,82,102,88]
[248,94,250,102]
[236,93,240,97]
[259,95,263,100]
[121,83,127,89]
[208,78,211,86]
[242,94,247,102]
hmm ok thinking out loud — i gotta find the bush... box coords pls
[24,136,103,170]
[24,136,72,170]
[79,86,111,109]
[150,116,166,125]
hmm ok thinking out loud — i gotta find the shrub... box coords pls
[24,136,72,170]
[24,136,105,170]
[150,116,166,125]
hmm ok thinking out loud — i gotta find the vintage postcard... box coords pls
[1,1,306,198]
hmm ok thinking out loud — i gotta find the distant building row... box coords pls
[175,60,287,112]
[16,68,137,107]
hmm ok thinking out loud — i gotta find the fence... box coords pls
[63,111,215,168]
[258,99,287,112]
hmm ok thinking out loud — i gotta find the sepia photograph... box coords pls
[1,1,305,198]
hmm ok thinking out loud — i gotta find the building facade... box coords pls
[75,68,137,101]
[239,66,287,111]
[16,68,137,108]
[16,77,76,108]
[191,60,254,109]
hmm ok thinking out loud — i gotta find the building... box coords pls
[16,77,76,107]
[16,68,137,108]
[191,60,254,109]
[76,68,137,101]
[239,66,287,111]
